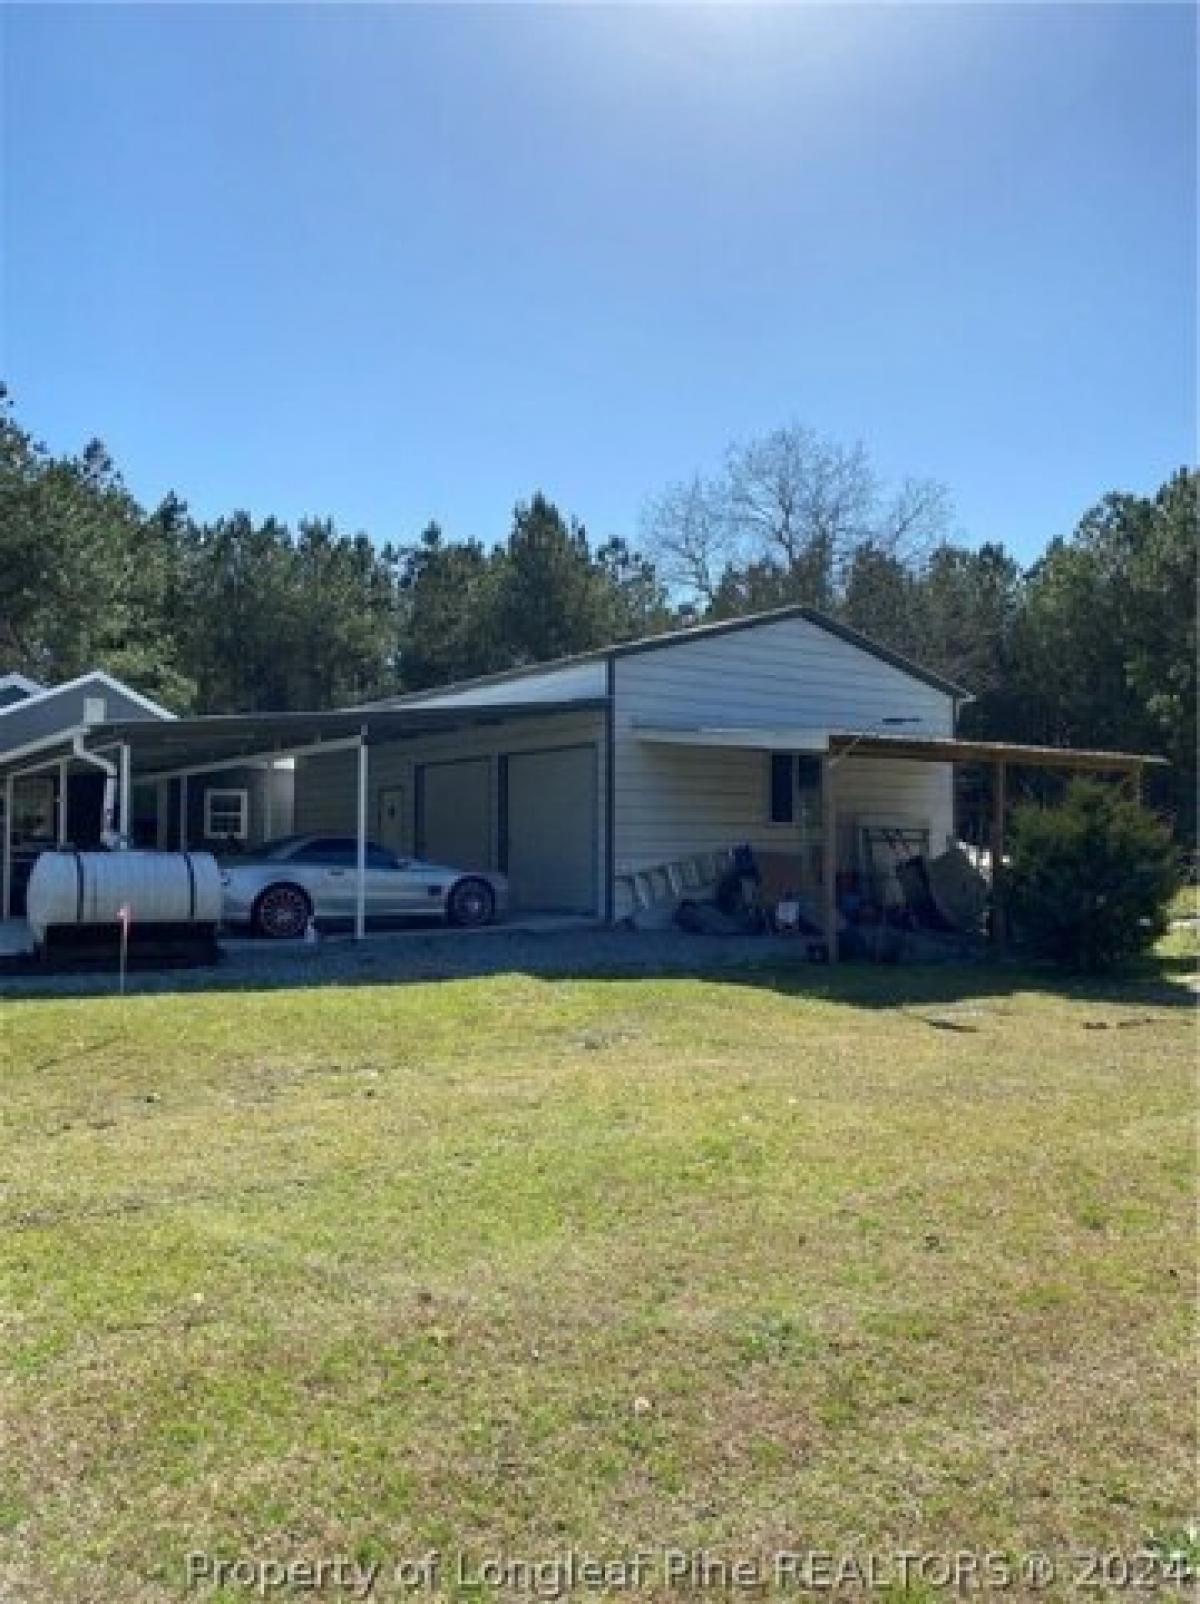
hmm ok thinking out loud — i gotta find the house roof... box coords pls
[369,604,970,708]
[0,669,176,723]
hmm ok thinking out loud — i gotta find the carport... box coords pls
[0,699,606,938]
[631,720,1164,956]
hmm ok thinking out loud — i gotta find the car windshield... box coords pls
[258,836,399,868]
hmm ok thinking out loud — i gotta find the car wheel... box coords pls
[252,883,312,940]
[447,876,495,928]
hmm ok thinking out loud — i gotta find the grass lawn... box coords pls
[1,954,1195,1601]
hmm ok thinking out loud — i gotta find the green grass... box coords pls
[1,954,1195,1601]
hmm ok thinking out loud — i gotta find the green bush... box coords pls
[1006,779,1179,970]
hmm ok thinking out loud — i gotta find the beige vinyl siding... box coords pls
[295,709,607,914]
[612,615,954,914]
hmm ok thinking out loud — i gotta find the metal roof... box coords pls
[59,698,610,777]
[827,730,1164,770]
[367,604,971,708]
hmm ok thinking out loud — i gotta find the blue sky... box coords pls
[3,3,1195,564]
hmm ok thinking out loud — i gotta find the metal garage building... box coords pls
[0,606,1155,956]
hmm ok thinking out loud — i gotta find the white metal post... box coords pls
[2,775,12,919]
[178,776,188,851]
[118,743,132,849]
[355,731,368,941]
[58,759,69,846]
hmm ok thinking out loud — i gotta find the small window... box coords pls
[292,838,357,866]
[796,754,823,793]
[769,753,794,824]
[768,753,824,826]
[204,788,249,840]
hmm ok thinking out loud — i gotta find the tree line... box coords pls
[1,390,1194,835]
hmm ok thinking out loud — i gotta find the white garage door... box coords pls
[504,746,597,913]
[417,758,491,870]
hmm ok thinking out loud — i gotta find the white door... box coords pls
[417,759,491,870]
[377,784,406,854]
[504,746,597,913]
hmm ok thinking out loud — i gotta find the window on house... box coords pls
[204,788,249,840]
[768,754,824,826]
[769,753,795,824]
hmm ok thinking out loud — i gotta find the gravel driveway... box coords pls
[0,922,823,1000]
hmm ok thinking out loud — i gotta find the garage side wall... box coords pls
[612,617,955,916]
[295,709,607,915]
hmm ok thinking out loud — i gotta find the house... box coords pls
[0,607,1154,945]
[0,670,294,912]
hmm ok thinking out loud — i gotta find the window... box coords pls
[204,788,249,840]
[12,777,55,843]
[292,838,356,865]
[289,838,396,869]
[767,754,824,827]
[769,753,795,824]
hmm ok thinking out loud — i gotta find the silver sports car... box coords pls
[219,835,508,938]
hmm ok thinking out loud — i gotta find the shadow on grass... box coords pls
[1,925,1194,1013]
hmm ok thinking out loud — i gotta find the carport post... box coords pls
[58,759,69,846]
[822,755,838,964]
[2,775,12,919]
[355,728,369,940]
[118,742,132,849]
[178,776,188,850]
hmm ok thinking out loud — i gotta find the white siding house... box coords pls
[294,606,965,922]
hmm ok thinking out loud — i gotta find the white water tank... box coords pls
[25,851,222,945]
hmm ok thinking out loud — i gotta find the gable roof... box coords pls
[372,604,970,708]
[0,669,177,723]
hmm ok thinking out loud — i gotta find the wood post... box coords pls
[990,759,1007,947]
[822,755,838,963]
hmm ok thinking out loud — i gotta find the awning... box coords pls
[633,722,829,752]
[633,721,1163,772]
[827,731,1164,771]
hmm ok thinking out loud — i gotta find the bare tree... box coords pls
[726,426,877,605]
[640,473,731,607]
[876,476,953,565]
[642,422,952,611]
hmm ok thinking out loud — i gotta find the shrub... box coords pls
[1006,779,1179,970]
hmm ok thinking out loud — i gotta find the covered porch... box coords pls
[630,720,1162,958]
